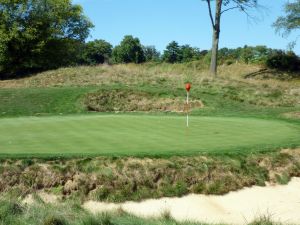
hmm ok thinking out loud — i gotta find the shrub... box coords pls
[162,42,202,63]
[225,60,234,65]
[143,46,161,62]
[112,36,145,64]
[162,41,182,63]
[81,40,112,65]
[181,45,201,62]
[266,50,300,72]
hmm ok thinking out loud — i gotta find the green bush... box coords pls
[112,36,145,64]
[143,46,161,62]
[0,0,93,78]
[81,40,112,65]
[266,50,300,72]
[162,42,202,63]
[162,41,182,63]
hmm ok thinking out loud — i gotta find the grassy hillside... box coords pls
[0,87,93,117]
[0,62,299,118]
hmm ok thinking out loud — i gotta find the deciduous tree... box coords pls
[273,0,300,49]
[112,35,145,64]
[0,0,93,78]
[82,40,112,65]
[203,0,259,76]
[162,41,182,63]
[143,46,160,62]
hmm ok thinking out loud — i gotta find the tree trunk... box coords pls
[210,29,219,76]
[210,0,222,76]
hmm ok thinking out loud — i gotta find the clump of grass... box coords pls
[79,214,110,225]
[161,181,188,197]
[275,173,291,185]
[93,187,111,201]
[249,215,279,225]
[20,159,34,168]
[161,210,172,220]
[43,215,68,225]
[0,200,24,220]
[50,186,64,195]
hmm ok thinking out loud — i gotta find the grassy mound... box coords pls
[84,89,203,112]
[0,63,299,119]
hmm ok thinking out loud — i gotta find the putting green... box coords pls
[0,115,299,157]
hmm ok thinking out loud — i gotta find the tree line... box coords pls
[1,31,299,79]
[0,0,299,79]
[82,37,300,74]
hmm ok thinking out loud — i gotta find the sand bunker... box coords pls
[84,177,300,225]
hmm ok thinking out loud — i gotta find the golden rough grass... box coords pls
[0,62,296,88]
[0,62,299,106]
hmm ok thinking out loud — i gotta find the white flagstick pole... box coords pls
[186,91,189,127]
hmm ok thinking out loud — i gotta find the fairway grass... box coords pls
[0,115,299,157]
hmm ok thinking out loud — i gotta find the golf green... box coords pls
[0,115,299,157]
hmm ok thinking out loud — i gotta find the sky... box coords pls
[73,0,299,54]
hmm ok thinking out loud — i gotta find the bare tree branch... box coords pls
[221,6,239,14]
[206,0,216,29]
[230,0,258,21]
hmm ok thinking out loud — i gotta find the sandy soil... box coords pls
[83,177,300,225]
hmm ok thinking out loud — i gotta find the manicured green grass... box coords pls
[0,115,299,157]
[0,87,95,117]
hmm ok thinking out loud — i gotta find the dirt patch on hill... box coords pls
[84,90,204,112]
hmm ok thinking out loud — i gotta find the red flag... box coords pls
[185,83,191,92]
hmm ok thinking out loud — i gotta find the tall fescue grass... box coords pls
[0,62,297,90]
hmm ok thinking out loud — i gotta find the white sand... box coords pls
[83,177,300,225]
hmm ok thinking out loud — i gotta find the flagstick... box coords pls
[186,91,189,127]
